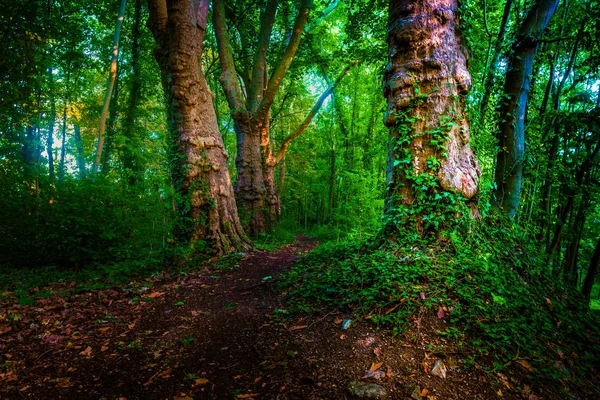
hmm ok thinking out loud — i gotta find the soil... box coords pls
[0,236,546,399]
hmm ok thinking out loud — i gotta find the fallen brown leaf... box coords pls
[147,292,164,298]
[373,347,382,357]
[80,346,92,357]
[386,367,392,378]
[334,318,343,324]
[236,394,259,399]
[369,362,384,371]
[193,378,209,386]
[516,360,535,373]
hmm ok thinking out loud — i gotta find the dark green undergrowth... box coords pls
[281,221,600,394]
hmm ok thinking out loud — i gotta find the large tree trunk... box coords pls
[233,117,269,236]
[148,0,252,254]
[491,0,559,217]
[383,0,480,235]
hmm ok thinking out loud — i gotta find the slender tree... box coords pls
[582,235,600,301]
[122,0,143,184]
[94,0,127,172]
[492,0,559,217]
[383,0,480,235]
[147,0,252,254]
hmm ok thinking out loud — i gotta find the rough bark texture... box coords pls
[492,0,559,217]
[383,0,480,232]
[148,0,252,254]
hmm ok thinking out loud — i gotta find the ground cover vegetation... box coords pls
[1,0,599,398]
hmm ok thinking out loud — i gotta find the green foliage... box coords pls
[0,167,173,269]
[282,222,600,386]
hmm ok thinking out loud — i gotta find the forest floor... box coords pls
[1,236,544,399]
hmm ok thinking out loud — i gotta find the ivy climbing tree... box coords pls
[382,0,480,236]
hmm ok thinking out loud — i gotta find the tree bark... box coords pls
[94,0,127,172]
[582,235,600,301]
[492,0,559,217]
[148,0,252,254]
[383,0,480,235]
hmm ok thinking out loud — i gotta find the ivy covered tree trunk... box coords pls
[491,0,559,217]
[148,0,252,254]
[383,0,480,235]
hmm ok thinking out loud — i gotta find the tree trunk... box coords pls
[58,102,67,183]
[479,0,513,123]
[582,236,600,301]
[232,117,269,236]
[122,0,143,185]
[383,0,480,235]
[94,0,127,172]
[73,124,86,179]
[562,202,585,284]
[214,0,332,235]
[148,0,252,254]
[46,67,56,182]
[101,74,120,173]
[547,139,600,255]
[58,70,71,184]
[492,0,559,217]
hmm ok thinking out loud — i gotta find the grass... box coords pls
[281,222,600,397]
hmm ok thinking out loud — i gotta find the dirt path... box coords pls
[1,236,515,399]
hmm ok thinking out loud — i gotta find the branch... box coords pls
[272,60,359,166]
[213,0,246,115]
[248,0,278,113]
[256,0,313,121]
[537,36,576,44]
[305,0,340,32]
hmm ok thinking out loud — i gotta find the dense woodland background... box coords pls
[2,0,599,304]
[1,0,600,398]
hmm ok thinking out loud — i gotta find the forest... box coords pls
[0,0,599,398]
